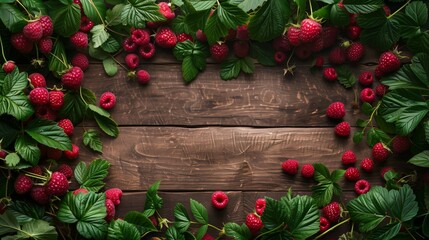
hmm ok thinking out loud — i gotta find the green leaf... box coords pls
[106,4,125,26]
[407,32,429,54]
[356,119,369,128]
[74,158,110,192]
[248,0,290,42]
[58,88,96,125]
[121,0,165,28]
[423,215,429,238]
[356,9,386,28]
[83,129,103,153]
[379,89,427,123]
[89,41,110,60]
[313,5,332,20]
[89,105,119,137]
[9,200,47,224]
[0,210,20,235]
[238,0,267,12]
[224,223,252,240]
[77,220,108,239]
[102,57,119,77]
[144,181,163,214]
[390,185,418,222]
[15,135,41,165]
[22,0,47,16]
[217,2,248,30]
[0,3,27,32]
[123,211,157,235]
[184,9,211,32]
[366,222,401,240]
[0,69,33,120]
[182,56,200,83]
[101,37,121,53]
[173,41,195,60]
[404,1,427,27]
[240,57,254,74]
[25,119,71,151]
[331,169,346,182]
[408,150,429,167]
[250,41,276,66]
[171,15,192,34]
[1,68,28,95]
[165,227,186,240]
[261,197,288,230]
[312,163,331,182]
[204,10,229,44]
[353,131,364,144]
[220,58,242,80]
[195,225,208,240]
[190,199,208,225]
[360,14,401,51]
[15,220,58,240]
[108,219,141,240]
[81,0,106,24]
[366,128,391,147]
[312,182,335,207]
[330,4,350,27]
[395,105,429,136]
[335,65,356,88]
[5,152,20,167]
[174,203,191,233]
[343,0,383,14]
[374,115,396,134]
[46,0,81,37]
[0,120,19,148]
[186,0,215,11]
[48,40,69,75]
[288,196,319,239]
[91,24,110,48]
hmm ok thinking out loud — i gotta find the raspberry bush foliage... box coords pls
[1,0,429,239]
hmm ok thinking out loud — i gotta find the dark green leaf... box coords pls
[0,95,34,121]
[390,185,418,222]
[224,222,252,240]
[1,68,28,95]
[366,222,401,240]
[204,10,229,44]
[353,131,364,144]
[22,0,47,15]
[89,41,110,60]
[343,0,383,14]
[195,225,208,240]
[174,203,191,233]
[379,89,426,123]
[250,41,276,66]
[238,0,267,12]
[144,181,163,213]
[312,163,331,182]
[0,210,20,236]
[165,227,186,240]
[356,119,369,128]
[374,115,396,134]
[330,4,350,27]
[220,58,242,80]
[313,5,332,20]
[335,65,356,88]
[83,129,103,153]
[5,152,20,167]
[91,107,119,137]
[123,211,157,235]
[407,32,429,54]
[311,182,334,207]
[74,158,110,192]
[356,9,386,28]
[0,3,26,32]
[425,121,429,145]
[423,215,429,237]
[9,201,47,223]
[77,220,108,240]
[240,57,254,74]
[288,196,319,239]
[408,150,429,167]
[0,120,20,147]
[25,118,72,151]
[80,0,106,24]
[46,0,81,37]
[186,0,215,11]
[217,2,248,30]
[171,15,192,34]
[190,199,208,225]
[58,88,96,125]
[106,4,125,26]
[121,0,165,28]
[182,56,199,83]
[330,169,345,182]
[184,10,210,32]
[48,40,69,75]
[404,1,427,27]
[360,14,401,51]
[261,197,288,230]
[366,128,391,147]
[395,105,429,136]
[108,219,140,240]
[173,41,195,60]
[15,135,40,165]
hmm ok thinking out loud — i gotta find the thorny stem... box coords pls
[313,218,351,240]
[0,35,8,63]
[388,0,411,19]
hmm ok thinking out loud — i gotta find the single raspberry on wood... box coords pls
[39,15,54,37]
[105,198,116,222]
[342,150,356,165]
[360,88,375,103]
[57,163,73,179]
[49,90,64,111]
[29,87,49,106]
[80,15,94,32]
[299,18,322,43]
[287,26,301,46]
[210,42,229,62]
[70,31,88,48]
[322,201,341,223]
[99,92,116,110]
[354,179,371,195]
[11,33,33,54]
[155,27,177,48]
[323,67,337,81]
[326,101,346,119]
[245,213,263,235]
[2,61,15,73]
[58,119,74,136]
[46,171,69,196]
[282,159,299,175]
[31,186,50,205]
[23,21,44,42]
[131,28,150,46]
[301,164,315,178]
[358,72,374,86]
[63,144,79,160]
[105,188,123,205]
[274,51,286,64]
[71,53,89,71]
[372,142,390,162]
[335,121,351,137]
[61,67,84,90]
[136,69,151,84]
[360,158,374,172]
[211,191,229,209]
[319,216,330,233]
[14,174,33,194]
[28,73,46,88]
[255,198,266,216]
[125,53,140,69]
[138,43,156,59]
[344,167,360,181]
[38,37,53,54]
[392,136,410,153]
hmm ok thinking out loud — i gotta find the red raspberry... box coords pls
[350,14,358,25]
[360,88,375,103]
[57,163,73,179]
[341,150,356,165]
[79,15,94,32]
[99,92,116,110]
[201,234,215,240]
[287,26,301,46]
[35,105,57,121]
[38,37,53,54]
[49,90,64,110]
[322,201,341,223]
[210,42,229,62]
[136,69,151,84]
[39,15,54,37]
[61,67,84,90]
[335,121,351,137]
[225,29,236,41]
[346,25,361,40]
[11,33,33,54]
[28,73,46,88]
[255,198,266,216]
[323,67,337,81]
[319,216,330,232]
[196,30,207,42]
[31,186,50,205]
[71,53,89,71]
[311,36,324,53]
[131,28,150,46]
[233,40,250,58]
[245,213,263,235]
[2,61,15,73]
[375,83,388,96]
[46,147,62,160]
[155,27,177,48]
[378,51,401,75]
[46,171,69,196]
[23,21,43,41]
[314,56,324,68]
[346,42,365,63]
[26,165,43,175]
[236,24,249,41]
[105,188,123,205]
[372,142,390,162]
[58,119,74,136]
[380,167,395,178]
[282,159,299,175]
[63,144,79,160]
[272,34,291,52]
[301,164,315,178]
[29,87,49,106]
[105,198,116,222]
[374,66,383,79]
[14,174,33,194]
[326,102,346,119]
[125,53,140,69]
[383,5,391,16]
[360,158,374,172]
[123,37,137,52]
[300,19,322,43]
[158,2,175,21]
[176,33,193,42]
[321,26,338,49]
[73,188,89,195]
[329,47,346,65]
[138,43,156,59]
[345,167,360,181]
[211,191,229,209]
[70,31,88,48]
[354,179,371,195]
[0,150,7,159]
[294,44,313,60]
[274,51,286,64]
[358,72,374,86]
[392,136,410,153]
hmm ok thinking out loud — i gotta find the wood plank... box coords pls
[81,64,373,127]
[72,127,411,191]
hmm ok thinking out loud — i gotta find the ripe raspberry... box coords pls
[328,47,346,65]
[158,2,175,21]
[311,36,324,53]
[105,188,123,205]
[245,213,263,235]
[383,5,391,16]
[300,19,322,43]
[358,72,374,86]
[105,198,116,222]
[282,159,299,175]
[236,24,249,41]
[196,30,207,42]
[99,92,116,110]
[46,147,62,160]
[314,56,324,68]
[360,88,375,103]
[322,201,341,223]
[136,69,151,84]
[294,44,312,60]
[341,150,356,165]
[272,34,291,52]
[301,164,315,178]
[346,25,361,40]
[375,83,388,96]
[125,53,140,69]
[38,37,53,54]
[392,136,410,153]
[23,21,43,41]
[176,33,193,42]
[346,42,365,63]
[319,216,330,233]
[61,67,84,90]
[2,61,15,73]
[211,191,229,209]
[374,67,383,79]
[378,51,401,75]
[354,179,371,195]
[11,33,33,54]
[210,42,229,62]
[131,28,150,46]
[46,171,69,196]
[287,26,301,46]
[372,142,390,162]
[335,121,351,137]
[0,150,7,159]
[201,234,215,240]
[225,29,237,41]
[58,119,74,136]
[35,105,57,121]
[321,26,338,49]
[28,73,46,88]
[14,174,33,194]
[149,215,158,227]
[155,27,177,48]
[29,87,49,106]
[63,144,79,160]
[39,16,54,37]
[345,167,360,181]
[255,198,266,216]
[233,40,250,58]
[70,31,88,48]
[57,163,73,179]
[79,15,94,32]
[323,67,337,81]
[26,165,43,175]
[73,188,89,195]
[138,43,156,59]
[326,102,346,119]
[49,90,64,110]
[360,158,374,172]
[122,37,137,52]
[274,51,286,64]
[31,186,50,205]
[71,53,89,71]
[380,167,395,178]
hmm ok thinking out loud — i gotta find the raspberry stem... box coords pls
[387,0,411,19]
[0,35,8,63]
[16,0,32,18]
[313,218,351,240]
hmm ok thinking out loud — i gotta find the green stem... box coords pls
[308,0,313,17]
[362,100,382,132]
[388,0,411,19]
[88,0,105,25]
[110,55,128,71]
[79,87,89,106]
[313,218,351,240]
[49,52,70,69]
[0,35,7,63]
[208,223,223,232]
[16,0,32,17]
[255,223,285,240]
[106,27,128,37]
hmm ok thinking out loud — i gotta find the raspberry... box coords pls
[341,150,356,165]
[255,198,266,216]
[383,5,391,16]
[375,83,388,96]
[245,213,263,235]
[392,136,410,153]
[11,33,33,54]
[372,142,390,162]
[323,67,337,81]
[176,33,193,43]
[233,40,250,58]
[300,19,322,43]
[210,42,229,62]
[136,69,151,84]
[63,144,79,160]
[99,92,116,110]
[358,72,374,86]
[149,215,158,227]
[35,105,57,121]
[158,2,175,21]
[125,53,140,69]
[30,186,50,205]
[272,34,291,52]
[26,165,43,175]
[38,37,53,54]
[105,198,116,222]
[346,25,361,40]
[345,167,360,181]
[294,44,313,60]
[225,29,236,41]
[46,147,62,160]
[123,37,137,52]
[73,188,89,195]
[282,159,299,175]
[201,234,215,240]
[346,42,365,63]
[70,31,88,48]
[354,179,371,195]
[49,90,64,110]
[360,158,374,172]
[155,27,177,48]
[105,188,123,205]
[380,167,395,178]
[360,88,375,103]
[2,61,15,73]
[71,53,89,71]
[321,26,338,49]
[196,30,207,42]
[311,36,324,53]
[39,15,54,37]
[378,51,401,76]
[57,163,73,179]
[314,56,324,68]
[211,191,229,209]
[322,201,341,223]
[319,216,330,233]
[23,21,44,41]
[46,171,69,196]
[301,164,315,178]
[0,150,7,159]
[131,28,150,46]
[236,24,249,41]
[328,47,346,65]
[29,87,49,106]
[138,43,156,59]
[58,119,74,136]
[287,26,301,46]
[374,67,383,79]
[61,66,84,90]
[326,102,346,119]
[28,73,46,88]
[14,174,33,194]
[79,15,94,32]
[274,51,286,64]
[335,121,351,137]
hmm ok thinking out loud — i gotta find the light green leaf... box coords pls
[174,203,191,233]
[195,225,208,240]
[17,220,58,240]
[190,199,208,225]
[108,219,141,240]
[46,0,81,37]
[186,0,215,11]
[343,0,383,14]
[91,24,110,48]
[102,57,118,77]
[0,211,20,235]
[83,129,103,153]
[313,4,332,20]
[15,135,41,165]
[5,152,20,167]
[408,150,429,167]
[74,158,110,192]
[25,118,72,151]
[101,37,121,53]
[0,3,27,32]
[121,0,165,28]
[88,104,111,118]
[80,0,106,24]
[238,0,267,12]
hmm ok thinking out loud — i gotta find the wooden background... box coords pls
[72,50,408,239]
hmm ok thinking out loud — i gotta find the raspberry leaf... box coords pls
[8,200,48,223]
[171,15,192,34]
[15,219,58,240]
[15,135,41,166]
[5,152,19,167]
[335,65,356,89]
[80,0,106,24]
[390,184,418,222]
[106,4,124,26]
[237,0,267,12]
[250,41,276,66]
[365,223,401,240]
[353,131,364,144]
[174,203,191,233]
[25,119,72,151]
[48,40,70,76]
[204,9,229,44]
[123,211,157,235]
[313,5,332,20]
[195,224,208,239]
[21,0,48,16]
[312,163,344,207]
[165,227,186,240]
[407,32,429,54]
[0,4,26,32]
[343,0,383,14]
[184,9,211,32]
[366,128,391,147]
[190,199,208,225]
[408,150,429,167]
[108,219,141,239]
[121,0,165,28]
[91,24,110,48]
[330,4,350,27]
[224,222,252,240]
[397,2,428,39]
[101,37,121,53]
[143,181,163,217]
[88,104,119,137]
[186,0,216,11]
[46,0,81,37]
[83,129,103,153]
[0,117,20,148]
[74,158,110,192]
[262,197,288,230]
[102,57,118,77]
[220,57,255,80]
[0,211,20,236]
[359,14,401,51]
[59,88,96,125]
[287,196,319,239]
